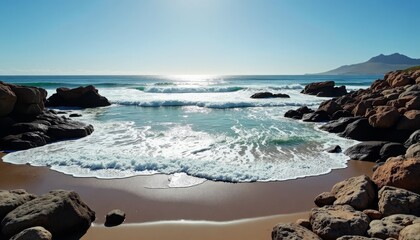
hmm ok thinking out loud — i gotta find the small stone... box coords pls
[272,223,321,240]
[363,209,383,220]
[105,209,126,227]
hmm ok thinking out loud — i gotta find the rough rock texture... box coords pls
[372,158,420,194]
[0,84,17,117]
[284,106,314,119]
[272,223,321,240]
[1,190,95,238]
[319,117,360,133]
[46,85,111,108]
[396,110,420,131]
[399,223,420,240]
[301,81,347,97]
[314,192,336,207]
[362,209,383,220]
[331,175,376,210]
[250,92,290,98]
[0,190,36,222]
[368,106,400,128]
[344,141,388,161]
[379,142,406,160]
[377,186,420,217]
[336,236,381,240]
[318,100,343,115]
[295,219,311,230]
[10,226,52,240]
[105,209,126,227]
[404,129,420,147]
[309,205,370,240]
[405,143,420,158]
[326,145,342,153]
[339,118,379,141]
[368,214,418,239]
[302,110,330,122]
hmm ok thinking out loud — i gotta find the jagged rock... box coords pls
[368,106,400,128]
[405,96,420,110]
[377,186,420,217]
[399,223,420,240]
[310,205,370,240]
[1,190,95,238]
[0,83,17,117]
[404,129,420,147]
[302,110,330,122]
[319,117,360,133]
[326,145,342,153]
[379,142,406,160]
[396,110,420,131]
[46,85,111,108]
[10,226,52,240]
[339,118,379,141]
[0,190,36,222]
[344,141,388,162]
[372,158,420,194]
[250,92,290,98]
[405,143,420,158]
[363,209,383,220]
[314,192,336,207]
[331,175,376,210]
[272,223,321,240]
[105,209,126,227]
[368,214,418,239]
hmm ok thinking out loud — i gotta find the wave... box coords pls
[136,86,244,93]
[115,100,315,109]
[13,82,137,88]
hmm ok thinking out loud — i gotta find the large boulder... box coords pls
[399,223,420,240]
[1,190,95,238]
[0,190,36,222]
[405,143,420,158]
[309,205,370,240]
[250,92,290,98]
[378,142,406,160]
[368,106,400,128]
[47,122,94,141]
[271,223,321,240]
[46,85,111,108]
[302,110,330,122]
[318,100,342,115]
[284,106,314,119]
[396,110,420,131]
[10,226,52,240]
[302,81,347,97]
[314,192,336,207]
[339,118,380,141]
[8,85,47,115]
[0,132,49,151]
[368,214,418,239]
[344,141,388,162]
[372,157,420,194]
[330,175,376,210]
[0,83,17,117]
[319,117,360,133]
[377,186,420,217]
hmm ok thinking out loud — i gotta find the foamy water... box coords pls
[2,75,377,185]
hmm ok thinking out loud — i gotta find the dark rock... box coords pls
[331,175,376,210]
[0,117,15,137]
[47,122,94,140]
[0,132,50,151]
[295,219,312,231]
[379,142,406,160]
[396,110,420,131]
[1,190,95,238]
[105,209,126,227]
[310,205,370,240]
[344,141,388,162]
[69,113,82,118]
[372,157,420,194]
[326,145,342,153]
[377,186,420,217]
[405,143,420,158]
[10,226,52,240]
[8,84,47,115]
[46,85,111,108]
[302,81,347,97]
[250,92,290,99]
[302,110,330,122]
[368,214,418,239]
[284,106,314,119]
[336,236,381,240]
[318,100,342,115]
[339,118,380,141]
[314,192,336,207]
[0,190,36,223]
[272,223,321,240]
[362,209,383,220]
[331,110,353,120]
[0,83,17,117]
[10,123,49,135]
[319,117,360,133]
[404,129,420,147]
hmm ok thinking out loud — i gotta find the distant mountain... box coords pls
[317,53,420,75]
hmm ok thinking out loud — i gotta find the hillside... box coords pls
[317,53,420,75]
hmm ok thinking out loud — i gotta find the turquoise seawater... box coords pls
[2,75,378,184]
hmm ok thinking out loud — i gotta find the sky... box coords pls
[0,0,419,75]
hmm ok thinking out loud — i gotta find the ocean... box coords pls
[2,75,379,186]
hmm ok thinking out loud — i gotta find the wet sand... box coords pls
[0,152,375,239]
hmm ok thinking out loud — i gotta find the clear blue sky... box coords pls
[0,0,419,75]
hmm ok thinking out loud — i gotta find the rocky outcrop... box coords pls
[0,84,17,117]
[344,141,387,161]
[272,223,321,240]
[301,81,347,97]
[250,92,290,99]
[302,110,330,122]
[1,190,95,238]
[46,85,111,108]
[314,192,336,207]
[0,82,46,116]
[105,209,126,227]
[309,205,370,240]
[330,175,376,210]
[10,226,52,240]
[284,106,314,119]
[368,214,418,239]
[0,190,36,222]
[372,157,420,194]
[377,186,420,217]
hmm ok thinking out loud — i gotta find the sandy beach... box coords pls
[0,152,376,239]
